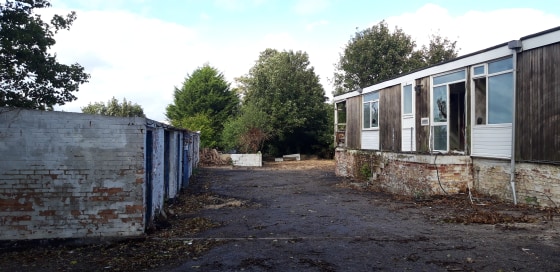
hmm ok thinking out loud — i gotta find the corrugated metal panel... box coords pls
[472,125,512,159]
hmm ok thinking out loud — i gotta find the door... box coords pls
[401,83,415,151]
[145,130,153,229]
[431,70,466,153]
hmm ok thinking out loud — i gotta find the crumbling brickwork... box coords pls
[335,149,472,197]
[473,158,560,207]
[0,109,145,240]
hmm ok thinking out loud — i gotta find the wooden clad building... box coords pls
[334,26,560,206]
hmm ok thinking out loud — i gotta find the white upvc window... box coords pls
[472,56,514,126]
[363,91,379,129]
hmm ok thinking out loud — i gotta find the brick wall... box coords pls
[336,148,560,206]
[0,108,146,240]
[473,158,560,207]
[335,148,472,197]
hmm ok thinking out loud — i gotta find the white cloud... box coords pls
[38,3,560,121]
[48,8,202,122]
[385,3,560,55]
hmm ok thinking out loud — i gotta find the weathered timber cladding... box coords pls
[415,77,431,153]
[345,96,362,149]
[380,85,401,151]
[516,42,560,162]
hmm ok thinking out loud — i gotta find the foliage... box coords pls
[221,103,271,153]
[173,113,217,148]
[166,64,239,148]
[0,0,90,109]
[81,97,145,117]
[333,20,458,95]
[420,33,459,66]
[235,49,331,156]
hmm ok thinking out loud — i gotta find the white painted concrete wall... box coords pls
[230,154,262,167]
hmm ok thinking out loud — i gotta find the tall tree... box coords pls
[236,49,331,156]
[81,97,145,117]
[0,0,90,109]
[166,64,239,148]
[333,20,458,95]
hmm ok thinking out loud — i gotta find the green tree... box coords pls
[221,103,271,153]
[174,113,217,148]
[237,49,331,156]
[421,33,459,66]
[81,97,145,117]
[0,0,90,109]
[333,20,458,95]
[166,64,239,148]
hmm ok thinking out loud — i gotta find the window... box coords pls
[472,57,514,125]
[363,92,379,129]
[403,84,413,115]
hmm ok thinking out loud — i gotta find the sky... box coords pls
[41,0,560,122]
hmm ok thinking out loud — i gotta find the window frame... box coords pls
[362,91,380,130]
[402,83,414,117]
[471,56,514,126]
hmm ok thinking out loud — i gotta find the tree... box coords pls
[166,64,239,149]
[0,0,90,109]
[174,113,217,148]
[236,49,331,156]
[421,33,459,66]
[221,103,271,153]
[333,20,458,95]
[81,97,145,117]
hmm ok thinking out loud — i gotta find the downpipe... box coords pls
[509,44,520,205]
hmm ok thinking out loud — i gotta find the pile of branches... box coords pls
[199,148,231,166]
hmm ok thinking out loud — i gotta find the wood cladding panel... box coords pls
[345,96,362,149]
[380,85,401,151]
[516,42,560,162]
[415,77,431,153]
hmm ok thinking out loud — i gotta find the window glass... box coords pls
[474,78,487,125]
[433,86,447,122]
[488,72,513,124]
[488,57,513,74]
[433,70,465,85]
[372,101,379,127]
[363,91,379,102]
[336,102,347,124]
[474,65,485,76]
[403,85,412,114]
[433,126,447,151]
[363,102,371,129]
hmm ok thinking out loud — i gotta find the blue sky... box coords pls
[45,0,560,122]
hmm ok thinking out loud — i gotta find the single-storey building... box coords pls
[334,26,560,206]
[0,108,199,240]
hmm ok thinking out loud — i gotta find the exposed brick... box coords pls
[39,210,56,216]
[125,205,144,214]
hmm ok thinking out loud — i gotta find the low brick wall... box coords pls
[0,109,145,240]
[335,148,472,197]
[473,158,560,207]
[336,148,560,206]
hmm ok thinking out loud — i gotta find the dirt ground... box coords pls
[1,160,559,271]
